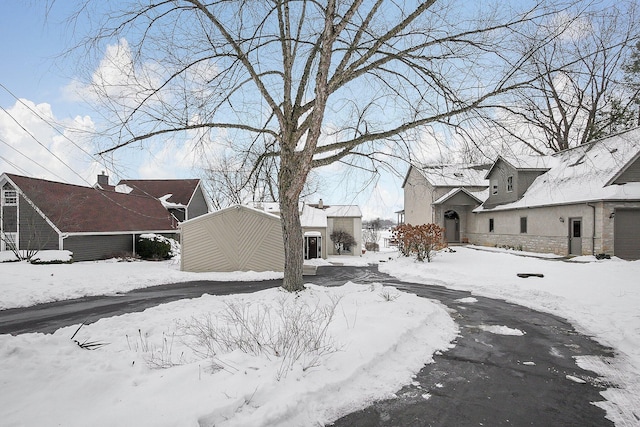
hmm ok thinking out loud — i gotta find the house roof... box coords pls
[433,187,486,205]
[404,163,490,188]
[4,174,177,233]
[475,128,640,212]
[300,204,328,228]
[324,205,362,218]
[117,179,201,207]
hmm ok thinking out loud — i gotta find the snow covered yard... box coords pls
[0,282,456,426]
[1,246,640,425]
[0,253,283,310]
[381,246,640,426]
[0,249,454,426]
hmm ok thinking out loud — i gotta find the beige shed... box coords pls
[180,205,285,272]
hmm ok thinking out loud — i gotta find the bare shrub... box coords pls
[182,293,342,379]
[126,329,185,369]
[379,289,400,302]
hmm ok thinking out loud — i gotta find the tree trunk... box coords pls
[278,144,308,292]
[280,190,305,292]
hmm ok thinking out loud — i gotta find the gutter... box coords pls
[586,203,596,256]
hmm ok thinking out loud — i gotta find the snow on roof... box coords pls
[300,204,327,228]
[503,154,555,170]
[413,164,490,187]
[324,205,362,217]
[476,128,640,211]
[159,194,186,209]
[433,187,484,205]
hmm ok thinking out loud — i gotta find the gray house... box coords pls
[1,173,210,261]
[402,163,489,243]
[402,128,640,259]
[470,129,640,259]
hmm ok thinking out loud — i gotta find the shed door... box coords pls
[569,218,582,256]
[614,209,640,260]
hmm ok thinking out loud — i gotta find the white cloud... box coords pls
[0,99,107,186]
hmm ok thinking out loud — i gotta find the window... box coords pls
[2,190,17,206]
[491,181,498,195]
[506,176,513,192]
[520,217,528,234]
[489,218,494,233]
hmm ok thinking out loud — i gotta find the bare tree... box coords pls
[489,3,640,153]
[71,0,586,291]
[204,150,320,211]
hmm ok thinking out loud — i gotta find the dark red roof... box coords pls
[117,179,201,206]
[6,174,177,233]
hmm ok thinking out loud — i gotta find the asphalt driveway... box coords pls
[0,264,615,426]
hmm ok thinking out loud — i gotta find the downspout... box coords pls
[587,203,596,256]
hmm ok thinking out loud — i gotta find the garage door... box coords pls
[614,209,640,260]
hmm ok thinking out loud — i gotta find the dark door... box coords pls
[569,218,582,255]
[444,210,460,243]
[614,209,640,260]
[305,236,320,259]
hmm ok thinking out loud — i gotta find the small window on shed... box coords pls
[506,176,513,192]
[489,218,494,233]
[491,181,498,195]
[520,217,528,234]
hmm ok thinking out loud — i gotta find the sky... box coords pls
[0,1,405,221]
[0,246,638,425]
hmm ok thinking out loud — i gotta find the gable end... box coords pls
[611,153,640,185]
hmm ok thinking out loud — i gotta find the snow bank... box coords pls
[0,283,457,426]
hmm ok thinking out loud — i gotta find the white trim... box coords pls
[2,174,63,237]
[62,229,178,237]
[304,231,322,236]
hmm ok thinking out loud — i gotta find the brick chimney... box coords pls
[97,171,109,186]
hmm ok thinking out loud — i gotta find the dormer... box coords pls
[483,156,550,208]
[607,150,640,185]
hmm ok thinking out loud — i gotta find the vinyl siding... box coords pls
[63,234,135,261]
[181,205,285,272]
[18,196,59,251]
[485,160,518,207]
[187,186,209,219]
[2,205,17,232]
[517,171,546,199]
[613,156,640,184]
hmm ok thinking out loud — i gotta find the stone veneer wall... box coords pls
[468,233,577,256]
[467,203,597,256]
